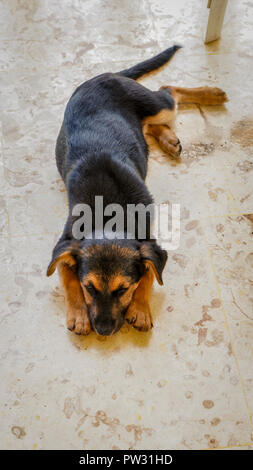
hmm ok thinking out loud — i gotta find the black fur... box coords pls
[53,46,180,245]
[119,44,181,80]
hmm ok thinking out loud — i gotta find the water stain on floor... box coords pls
[230,118,253,147]
[11,426,26,439]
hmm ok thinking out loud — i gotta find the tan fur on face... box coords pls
[108,274,131,292]
[116,282,139,306]
[81,271,139,320]
[83,272,103,292]
[111,281,139,319]
[81,285,93,306]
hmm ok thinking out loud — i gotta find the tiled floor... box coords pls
[0,0,253,450]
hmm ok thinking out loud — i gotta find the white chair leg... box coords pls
[205,0,228,44]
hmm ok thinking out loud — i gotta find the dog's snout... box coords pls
[95,321,115,336]
[93,314,116,336]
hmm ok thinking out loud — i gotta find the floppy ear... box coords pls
[139,242,168,285]
[47,240,81,277]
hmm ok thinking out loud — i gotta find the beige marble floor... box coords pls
[0,0,253,450]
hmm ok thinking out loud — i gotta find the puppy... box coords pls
[47,46,227,336]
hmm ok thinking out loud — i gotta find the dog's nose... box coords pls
[95,321,115,336]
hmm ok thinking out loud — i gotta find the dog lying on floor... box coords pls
[47,45,227,336]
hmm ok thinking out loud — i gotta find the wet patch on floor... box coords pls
[230,118,253,147]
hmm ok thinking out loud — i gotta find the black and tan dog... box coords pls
[47,46,227,336]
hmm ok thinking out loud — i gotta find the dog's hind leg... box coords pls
[116,77,181,157]
[143,85,227,156]
[145,123,182,158]
[160,85,228,106]
[141,88,181,158]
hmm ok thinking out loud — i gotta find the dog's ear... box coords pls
[139,242,168,285]
[47,239,82,277]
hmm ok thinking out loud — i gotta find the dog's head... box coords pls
[47,239,167,335]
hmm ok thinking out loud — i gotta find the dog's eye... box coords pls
[112,287,128,297]
[84,284,98,296]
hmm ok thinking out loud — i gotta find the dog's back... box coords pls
[56,46,181,184]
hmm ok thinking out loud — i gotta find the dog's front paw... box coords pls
[125,302,153,332]
[66,305,91,335]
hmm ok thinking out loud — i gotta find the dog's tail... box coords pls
[118,45,182,80]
